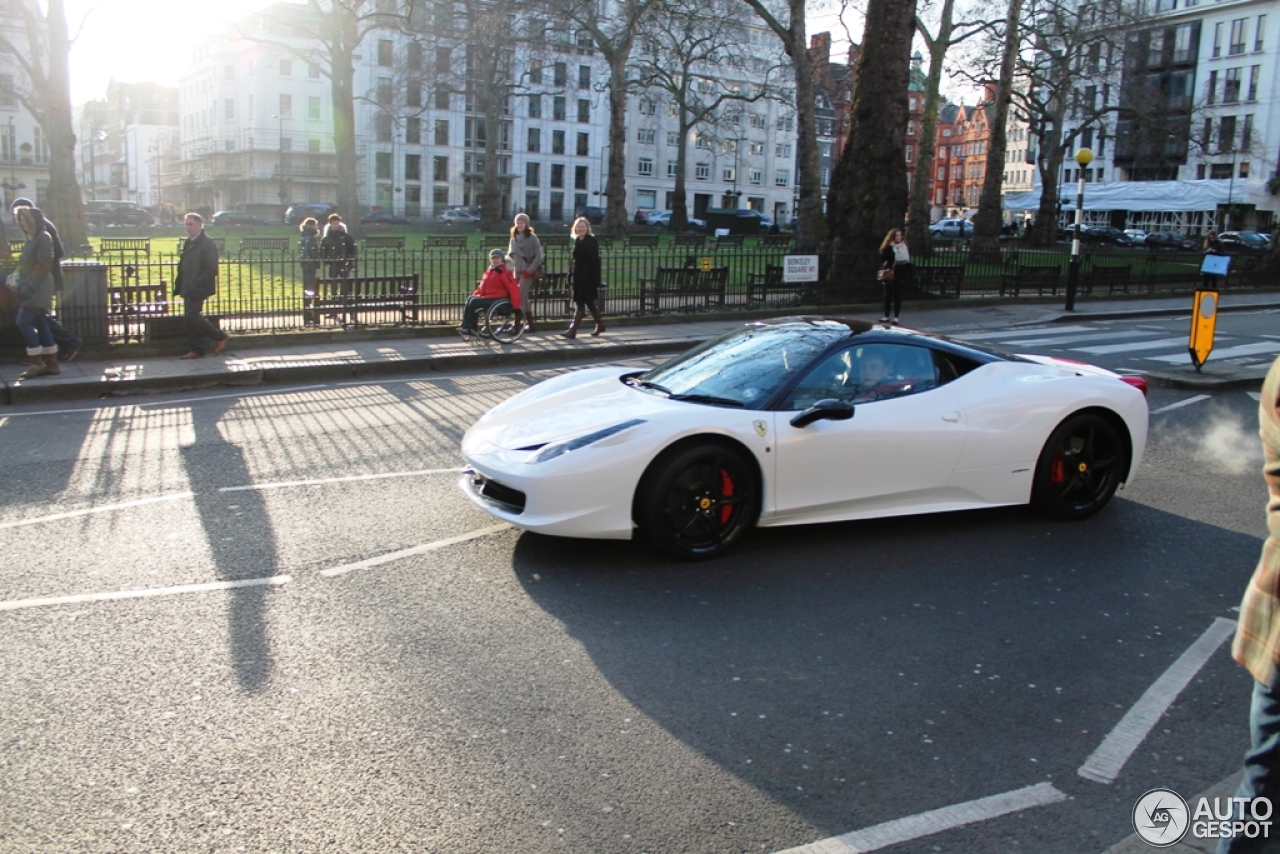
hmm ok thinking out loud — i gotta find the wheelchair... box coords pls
[458,298,526,345]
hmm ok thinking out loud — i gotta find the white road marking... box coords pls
[0,492,195,531]
[320,524,513,577]
[999,330,1158,347]
[1073,336,1198,355]
[1146,341,1280,364]
[1150,395,1211,415]
[1249,391,1262,401]
[955,325,1097,342]
[1078,617,1236,784]
[772,783,1068,854]
[219,468,461,493]
[0,575,290,613]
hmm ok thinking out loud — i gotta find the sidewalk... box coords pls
[2,292,1278,405]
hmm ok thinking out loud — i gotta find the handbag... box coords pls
[878,266,895,283]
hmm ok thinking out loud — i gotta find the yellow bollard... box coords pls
[1189,289,1219,371]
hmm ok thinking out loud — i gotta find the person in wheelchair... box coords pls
[460,249,522,334]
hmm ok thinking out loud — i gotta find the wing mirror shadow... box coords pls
[790,398,854,428]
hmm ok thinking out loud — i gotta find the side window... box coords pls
[782,343,944,410]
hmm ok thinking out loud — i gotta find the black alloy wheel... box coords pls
[638,443,758,560]
[1031,413,1124,520]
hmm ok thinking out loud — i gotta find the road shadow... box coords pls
[510,498,1263,838]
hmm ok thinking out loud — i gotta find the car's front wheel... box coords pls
[637,443,758,560]
[1031,413,1124,520]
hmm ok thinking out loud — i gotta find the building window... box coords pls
[308,96,321,120]
[1224,67,1241,103]
[775,169,790,187]
[280,59,292,76]
[695,162,710,180]
[553,130,565,155]
[224,98,235,120]
[406,116,420,144]
[405,154,421,181]
[1219,115,1237,152]
[1256,15,1266,50]
[529,95,541,118]
[749,168,762,185]
[308,63,320,79]
[1248,65,1260,101]
[377,77,392,107]
[435,120,449,146]
[667,131,680,147]
[1213,22,1222,57]
[376,152,392,179]
[551,163,564,188]
[637,128,655,145]
[435,88,450,110]
[577,99,590,122]
[667,162,678,178]
[576,132,589,156]
[639,98,656,116]
[695,133,710,150]
[375,114,392,142]
[278,94,292,117]
[431,156,447,182]
[576,30,594,55]
[907,120,915,136]
[526,162,540,186]
[1207,70,1218,105]
[575,165,588,189]
[464,117,485,147]
[750,113,765,129]
[1230,18,1247,55]
[906,145,914,162]
[553,97,566,121]
[378,39,394,66]
[775,143,792,158]
[638,158,654,176]
[554,62,567,87]
[721,166,735,182]
[578,64,591,89]
[527,127,541,152]
[308,139,320,153]
[777,115,794,132]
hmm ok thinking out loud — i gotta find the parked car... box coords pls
[733,209,774,230]
[1080,226,1136,246]
[459,317,1149,559]
[1143,231,1199,251]
[642,210,672,227]
[930,218,974,239]
[439,208,481,224]
[1218,231,1272,255]
[284,203,336,225]
[361,210,410,225]
[576,205,606,224]
[1123,229,1147,244]
[83,200,157,229]
[211,210,271,227]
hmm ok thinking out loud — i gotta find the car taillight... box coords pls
[1120,375,1149,396]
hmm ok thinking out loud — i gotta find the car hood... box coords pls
[467,367,680,451]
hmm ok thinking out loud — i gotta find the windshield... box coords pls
[635,321,852,409]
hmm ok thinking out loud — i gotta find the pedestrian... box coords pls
[321,213,356,279]
[1203,231,1227,289]
[878,227,912,325]
[459,249,520,335]
[507,212,543,332]
[299,217,321,326]
[562,215,605,339]
[11,197,81,361]
[10,206,57,379]
[1221,354,1280,854]
[174,212,229,359]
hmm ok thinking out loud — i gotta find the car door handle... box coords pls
[942,412,960,423]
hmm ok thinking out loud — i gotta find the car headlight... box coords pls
[531,419,645,463]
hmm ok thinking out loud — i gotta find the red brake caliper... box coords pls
[1050,455,1065,486]
[719,469,735,525]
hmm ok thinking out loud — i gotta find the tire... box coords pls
[487,300,524,344]
[637,443,758,560]
[1031,413,1124,520]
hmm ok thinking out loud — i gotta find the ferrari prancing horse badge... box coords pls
[753,420,768,438]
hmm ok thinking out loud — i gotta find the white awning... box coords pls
[1004,178,1267,212]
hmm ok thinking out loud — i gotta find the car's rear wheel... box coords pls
[1031,413,1124,520]
[637,443,758,560]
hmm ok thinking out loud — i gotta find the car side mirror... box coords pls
[790,398,855,428]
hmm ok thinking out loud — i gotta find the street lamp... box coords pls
[1064,147,1093,312]
[725,137,744,209]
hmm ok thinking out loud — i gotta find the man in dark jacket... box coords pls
[320,213,356,278]
[11,198,81,361]
[174,212,229,359]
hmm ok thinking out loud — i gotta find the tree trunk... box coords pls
[42,0,82,248]
[1033,143,1066,247]
[331,46,361,239]
[787,6,825,252]
[907,1,956,252]
[971,0,1023,254]
[604,50,630,235]
[826,0,918,251]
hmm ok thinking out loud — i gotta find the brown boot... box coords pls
[590,306,606,336]
[19,353,47,379]
[42,353,60,375]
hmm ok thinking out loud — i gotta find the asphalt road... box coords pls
[0,335,1270,853]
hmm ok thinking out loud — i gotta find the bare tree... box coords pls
[0,0,82,248]
[740,0,826,250]
[908,0,996,250]
[970,0,1024,253]
[243,1,408,239]
[631,0,783,232]
[826,0,919,251]
[541,0,662,235]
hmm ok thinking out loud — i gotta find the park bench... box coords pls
[1083,263,1132,295]
[530,272,611,317]
[308,273,420,327]
[627,234,660,249]
[539,234,570,251]
[1001,264,1061,297]
[746,264,794,305]
[672,233,705,248]
[238,237,291,257]
[913,264,966,298]
[638,265,728,313]
[593,234,616,249]
[108,282,172,318]
[761,233,793,248]
[423,235,468,250]
[713,234,745,249]
[172,237,226,255]
[363,235,405,251]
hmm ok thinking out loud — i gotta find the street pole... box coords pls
[1064,147,1093,312]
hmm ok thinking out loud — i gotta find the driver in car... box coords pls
[852,349,898,401]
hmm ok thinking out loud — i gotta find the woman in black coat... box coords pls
[563,216,606,338]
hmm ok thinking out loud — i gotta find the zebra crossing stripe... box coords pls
[1073,337,1199,355]
[1146,341,1280,364]
[956,325,1096,341]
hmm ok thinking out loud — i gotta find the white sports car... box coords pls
[460,318,1149,559]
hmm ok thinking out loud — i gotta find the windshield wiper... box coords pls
[630,378,674,395]
[668,393,744,407]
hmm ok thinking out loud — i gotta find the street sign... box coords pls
[783,255,818,283]
[700,256,712,272]
[1189,289,1219,371]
